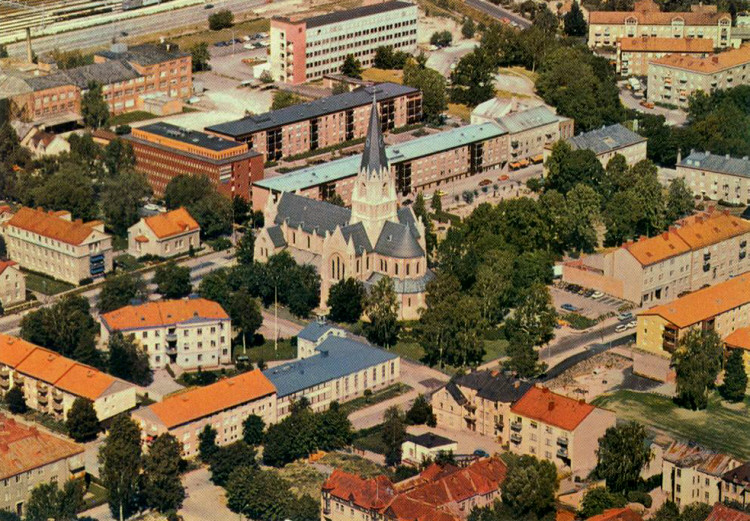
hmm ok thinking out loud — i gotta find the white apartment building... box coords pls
[3,207,112,285]
[270,0,418,84]
[662,442,740,508]
[677,151,750,204]
[128,207,201,259]
[99,298,232,370]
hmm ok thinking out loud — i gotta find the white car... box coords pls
[627,321,637,329]
[615,324,628,333]
[591,291,604,299]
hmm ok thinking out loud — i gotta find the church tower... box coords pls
[350,92,398,244]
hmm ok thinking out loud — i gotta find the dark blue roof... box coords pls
[297,321,333,342]
[263,336,398,397]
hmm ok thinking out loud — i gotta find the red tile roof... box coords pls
[706,503,750,521]
[143,208,200,239]
[100,298,229,331]
[5,207,102,245]
[511,386,596,431]
[619,36,714,53]
[590,0,729,25]
[725,327,750,351]
[0,261,17,276]
[586,508,644,521]
[651,46,750,74]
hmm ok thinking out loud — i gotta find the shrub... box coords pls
[208,10,233,30]
[627,490,653,508]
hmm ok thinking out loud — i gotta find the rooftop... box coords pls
[619,35,714,53]
[297,320,335,342]
[510,386,597,431]
[651,45,750,73]
[639,272,750,328]
[496,106,565,134]
[136,122,247,153]
[5,207,104,246]
[141,207,200,239]
[206,83,418,138]
[405,432,456,449]
[141,369,276,429]
[0,261,17,276]
[723,460,750,485]
[451,370,533,404]
[64,60,140,89]
[679,151,750,178]
[0,414,83,480]
[706,503,750,521]
[279,0,415,28]
[100,298,229,332]
[263,336,398,397]
[567,124,646,156]
[662,441,737,476]
[586,508,644,521]
[590,0,729,25]
[95,43,190,66]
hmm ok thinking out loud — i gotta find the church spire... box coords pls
[360,91,388,176]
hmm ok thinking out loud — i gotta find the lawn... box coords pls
[592,390,750,460]
[339,383,412,416]
[171,18,270,50]
[114,253,144,272]
[498,66,539,83]
[447,103,472,122]
[273,452,385,498]
[23,270,74,295]
[235,338,297,363]
[353,424,387,454]
[109,110,158,126]
[362,68,403,84]
[390,338,507,367]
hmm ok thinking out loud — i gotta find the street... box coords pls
[619,84,687,126]
[463,0,531,28]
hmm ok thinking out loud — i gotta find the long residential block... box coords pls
[616,36,713,77]
[677,151,750,205]
[546,123,647,169]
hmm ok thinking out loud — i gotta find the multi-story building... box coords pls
[496,106,574,168]
[205,83,422,161]
[124,122,263,200]
[432,370,532,445]
[722,461,750,507]
[508,386,616,478]
[296,320,346,359]
[662,442,739,508]
[99,298,232,370]
[3,207,113,285]
[677,151,750,205]
[270,1,418,84]
[131,369,277,458]
[586,509,644,521]
[0,334,137,421]
[560,123,648,168]
[648,45,750,109]
[562,209,750,306]
[127,207,200,259]
[0,414,85,517]
[263,326,400,419]
[724,328,750,374]
[588,0,732,49]
[0,261,25,308]
[616,36,713,77]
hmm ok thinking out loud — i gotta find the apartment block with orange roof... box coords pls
[127,207,200,259]
[0,334,136,421]
[616,36,713,77]
[648,45,750,108]
[99,298,231,370]
[508,386,616,478]
[131,369,276,457]
[3,207,113,285]
[0,261,25,308]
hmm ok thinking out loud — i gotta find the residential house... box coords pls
[706,504,750,521]
[662,442,740,507]
[401,433,458,465]
[550,123,648,169]
[0,261,25,308]
[127,207,200,259]
[722,461,750,507]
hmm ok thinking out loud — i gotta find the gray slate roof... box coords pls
[301,0,414,28]
[567,123,645,155]
[24,73,78,92]
[365,270,435,294]
[137,122,245,152]
[65,60,140,89]
[263,335,398,397]
[453,370,532,403]
[679,151,750,178]
[275,192,351,237]
[496,106,563,134]
[267,225,287,247]
[406,432,456,449]
[360,94,389,175]
[96,44,189,66]
[341,222,373,253]
[297,320,334,342]
[374,221,424,259]
[397,208,420,238]
[205,83,418,138]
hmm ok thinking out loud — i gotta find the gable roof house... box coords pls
[127,207,200,258]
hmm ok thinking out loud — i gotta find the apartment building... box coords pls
[99,298,232,370]
[263,327,400,419]
[508,386,616,478]
[3,207,113,285]
[124,122,263,200]
[722,461,750,507]
[562,210,750,306]
[724,328,750,374]
[432,370,532,445]
[270,1,418,84]
[616,36,713,76]
[662,442,739,507]
[127,207,200,259]
[496,106,574,169]
[206,83,422,161]
[0,334,136,421]
[0,414,84,517]
[677,151,750,205]
[131,369,277,458]
[588,0,731,49]
[648,46,750,109]
[0,261,25,308]
[563,123,648,168]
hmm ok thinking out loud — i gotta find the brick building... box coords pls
[127,207,201,258]
[206,83,421,161]
[616,36,713,77]
[270,1,418,84]
[123,122,263,200]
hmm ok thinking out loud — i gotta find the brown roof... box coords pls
[142,208,199,239]
[651,46,750,74]
[590,0,729,25]
[0,414,83,480]
[706,503,750,521]
[100,298,229,331]
[586,508,644,521]
[624,230,691,266]
[5,207,101,245]
[723,461,750,486]
[510,386,597,431]
[662,442,737,475]
[619,36,713,53]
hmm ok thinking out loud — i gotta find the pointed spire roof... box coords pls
[360,90,389,176]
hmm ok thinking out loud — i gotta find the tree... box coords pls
[4,386,26,414]
[229,290,263,346]
[0,511,19,521]
[208,9,233,30]
[0,45,7,59]
[25,481,83,521]
[720,349,748,402]
[501,454,558,518]
[579,488,627,519]
[226,467,292,521]
[198,425,219,462]
[98,272,147,313]
[65,398,100,442]
[242,414,265,446]
[262,402,320,467]
[462,18,476,39]
[198,268,232,309]
[285,494,320,521]
[165,174,213,209]
[563,1,587,36]
[340,54,362,79]
[316,401,353,451]
[631,160,665,236]
[163,175,232,239]
[374,46,409,69]
[99,415,142,519]
[563,183,601,253]
[681,504,714,521]
[102,138,136,177]
[154,262,192,299]
[507,283,556,348]
[363,276,400,347]
[142,433,185,513]
[101,169,151,236]
[327,278,365,323]
[403,60,447,124]
[651,502,681,521]
[190,42,211,72]
[672,329,724,410]
[430,30,453,47]
[544,141,605,195]
[0,235,6,260]
[107,331,152,386]
[666,177,694,223]
[406,394,436,426]
[450,48,496,106]
[533,6,558,35]
[33,167,97,222]
[209,441,257,486]
[596,421,651,494]
[381,406,407,466]
[271,90,304,110]
[81,81,110,129]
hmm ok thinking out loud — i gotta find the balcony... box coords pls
[557,437,569,447]
[37,382,48,393]
[0,380,9,390]
[510,433,522,444]
[510,421,522,432]
[53,401,63,412]
[557,447,569,459]
[166,333,177,342]
[52,390,63,402]
[38,394,48,405]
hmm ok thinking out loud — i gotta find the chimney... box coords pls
[669,226,677,233]
[662,232,669,240]
[547,401,555,411]
[677,147,682,164]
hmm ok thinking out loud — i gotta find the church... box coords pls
[254,94,433,320]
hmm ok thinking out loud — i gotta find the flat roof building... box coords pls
[677,151,750,205]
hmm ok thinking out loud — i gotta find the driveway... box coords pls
[551,285,627,319]
[426,40,479,76]
[619,85,687,126]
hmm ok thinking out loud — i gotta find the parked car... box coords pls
[615,324,628,333]
[640,100,655,109]
[617,312,633,322]
[479,179,492,187]
[591,291,604,299]
[473,449,490,458]
[627,321,637,329]
[499,174,510,181]
[204,3,213,8]
[435,189,447,197]
[584,289,595,298]
[561,303,579,312]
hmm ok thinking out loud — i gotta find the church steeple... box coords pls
[360,92,389,176]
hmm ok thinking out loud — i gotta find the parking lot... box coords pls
[550,283,630,320]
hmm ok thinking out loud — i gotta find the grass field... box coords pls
[447,103,472,122]
[236,338,297,362]
[390,338,507,369]
[23,271,74,295]
[339,383,412,416]
[273,452,385,498]
[109,111,158,126]
[362,68,403,84]
[171,18,270,50]
[592,390,750,460]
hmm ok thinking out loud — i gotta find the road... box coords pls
[463,0,531,28]
[619,84,687,126]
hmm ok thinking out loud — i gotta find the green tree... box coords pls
[33,166,97,221]
[501,454,558,518]
[327,278,365,323]
[142,433,185,513]
[226,467,291,521]
[430,30,453,47]
[285,494,320,521]
[65,398,100,442]
[544,141,604,195]
[381,405,407,466]
[681,503,714,521]
[163,174,232,239]
[431,192,443,213]
[672,329,724,410]
[0,510,20,521]
[101,169,151,236]
[631,160,666,236]
[236,230,254,265]
[720,349,748,402]
[4,386,26,414]
[462,18,476,39]
[190,42,211,72]
[198,425,219,462]
[596,421,651,494]
[403,60,447,124]
[406,394,436,426]
[107,331,152,386]
[102,138,135,177]
[533,6,558,35]
[242,414,265,446]
[651,501,681,521]
[98,272,147,313]
[0,45,7,59]
[229,290,263,346]
[316,401,353,451]
[81,81,110,129]
[579,487,627,519]
[154,262,192,298]
[198,268,232,309]
[450,48,496,106]
[99,415,142,519]
[341,54,363,79]
[25,481,83,521]
[262,401,320,467]
[208,9,233,30]
[164,174,213,209]
[271,90,304,110]
[209,441,257,486]
[603,190,641,246]
[363,276,400,347]
[563,183,601,253]
[563,1,587,36]
[506,283,557,348]
[666,177,694,223]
